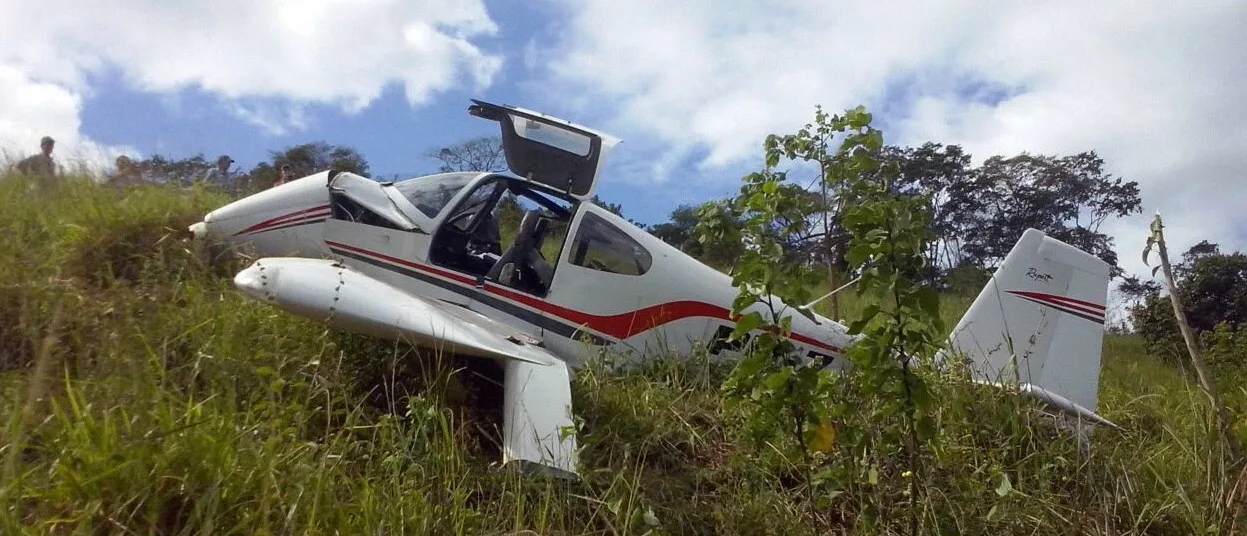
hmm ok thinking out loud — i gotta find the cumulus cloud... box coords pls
[0,65,135,173]
[533,0,1247,281]
[0,0,503,168]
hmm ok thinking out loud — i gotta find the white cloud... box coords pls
[0,65,135,174]
[0,0,503,170]
[534,0,1247,282]
[227,100,310,137]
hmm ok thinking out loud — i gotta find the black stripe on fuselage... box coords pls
[328,247,611,346]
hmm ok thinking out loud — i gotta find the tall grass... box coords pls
[0,173,1243,534]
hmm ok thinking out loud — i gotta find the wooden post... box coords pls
[1146,213,1242,462]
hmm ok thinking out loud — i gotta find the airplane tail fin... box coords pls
[942,228,1117,428]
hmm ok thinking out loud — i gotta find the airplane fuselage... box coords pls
[198,170,857,372]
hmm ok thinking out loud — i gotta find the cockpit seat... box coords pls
[488,209,555,293]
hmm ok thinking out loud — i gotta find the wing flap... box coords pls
[503,358,579,478]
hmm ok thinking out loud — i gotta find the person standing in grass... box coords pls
[108,155,144,188]
[199,154,235,190]
[272,163,294,188]
[13,136,60,186]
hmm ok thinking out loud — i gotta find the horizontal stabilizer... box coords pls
[233,257,554,365]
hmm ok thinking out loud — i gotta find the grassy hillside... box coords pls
[1,175,1243,535]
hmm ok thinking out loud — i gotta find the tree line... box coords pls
[1122,240,1247,362]
[110,142,370,194]
[646,143,1143,292]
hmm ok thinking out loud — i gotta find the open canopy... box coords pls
[468,99,622,201]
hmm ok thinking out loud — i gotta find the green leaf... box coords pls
[734,352,768,379]
[763,368,793,389]
[865,129,883,151]
[733,311,765,340]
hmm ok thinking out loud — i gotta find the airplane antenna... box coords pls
[800,274,862,311]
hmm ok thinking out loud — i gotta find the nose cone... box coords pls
[189,221,208,239]
[233,262,275,302]
[189,209,226,240]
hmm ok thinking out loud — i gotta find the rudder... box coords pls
[942,228,1115,427]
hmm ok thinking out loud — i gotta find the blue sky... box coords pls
[4,0,1246,303]
[70,39,1020,227]
[69,0,739,226]
[61,0,1017,228]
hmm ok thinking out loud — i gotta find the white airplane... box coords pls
[189,99,1116,479]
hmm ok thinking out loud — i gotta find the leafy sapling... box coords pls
[698,105,947,531]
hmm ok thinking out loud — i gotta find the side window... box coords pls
[569,212,652,276]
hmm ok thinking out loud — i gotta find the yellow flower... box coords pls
[810,419,836,453]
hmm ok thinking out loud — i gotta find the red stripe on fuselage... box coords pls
[235,204,332,236]
[261,216,328,233]
[486,282,731,340]
[324,241,843,354]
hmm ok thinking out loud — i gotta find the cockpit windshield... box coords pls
[389,172,478,219]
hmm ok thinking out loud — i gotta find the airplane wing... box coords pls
[232,257,579,476]
[233,257,556,364]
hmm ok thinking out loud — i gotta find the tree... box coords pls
[1118,275,1163,304]
[1168,250,1247,333]
[958,151,1141,277]
[128,154,212,185]
[239,142,370,194]
[588,194,623,217]
[427,136,506,173]
[1130,240,1247,357]
[648,205,702,251]
[881,147,1142,280]
[1176,240,1221,280]
[883,143,975,280]
[275,142,369,177]
[698,105,944,531]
